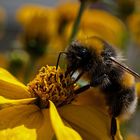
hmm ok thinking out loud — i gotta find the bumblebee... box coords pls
[56,36,138,140]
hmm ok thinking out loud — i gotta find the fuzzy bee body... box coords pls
[66,37,137,139]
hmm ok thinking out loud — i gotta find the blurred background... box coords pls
[0,0,58,52]
[0,0,140,139]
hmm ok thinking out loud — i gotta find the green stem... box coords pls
[23,57,36,84]
[69,1,86,43]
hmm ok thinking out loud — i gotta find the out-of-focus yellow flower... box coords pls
[65,9,126,48]
[16,4,58,57]
[0,65,123,140]
[56,2,79,35]
[57,2,79,24]
[16,4,58,38]
[126,133,140,140]
[127,12,140,45]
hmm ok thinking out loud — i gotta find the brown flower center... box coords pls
[27,65,77,108]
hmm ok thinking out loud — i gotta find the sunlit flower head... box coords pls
[0,65,123,140]
[27,65,77,108]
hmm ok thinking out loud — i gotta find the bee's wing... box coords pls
[109,57,140,79]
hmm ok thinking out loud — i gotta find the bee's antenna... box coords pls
[56,52,67,70]
[109,57,140,79]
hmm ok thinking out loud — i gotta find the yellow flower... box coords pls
[56,2,79,36]
[16,4,58,37]
[64,9,126,48]
[0,65,123,140]
[57,2,79,25]
[16,4,58,57]
[127,12,140,45]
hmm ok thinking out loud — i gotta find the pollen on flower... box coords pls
[27,65,77,108]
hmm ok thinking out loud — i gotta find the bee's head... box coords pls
[66,39,115,77]
[66,40,92,71]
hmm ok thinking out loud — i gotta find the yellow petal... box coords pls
[38,109,54,140]
[72,88,106,108]
[0,105,40,140]
[49,100,82,140]
[59,104,122,140]
[0,68,31,99]
[0,96,36,109]
[0,125,37,140]
[0,104,54,140]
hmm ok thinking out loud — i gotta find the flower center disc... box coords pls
[27,65,76,108]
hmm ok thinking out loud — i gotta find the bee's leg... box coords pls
[111,116,117,140]
[70,70,85,84]
[56,52,67,69]
[65,67,77,77]
[109,99,122,140]
[70,70,76,77]
[74,84,90,94]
